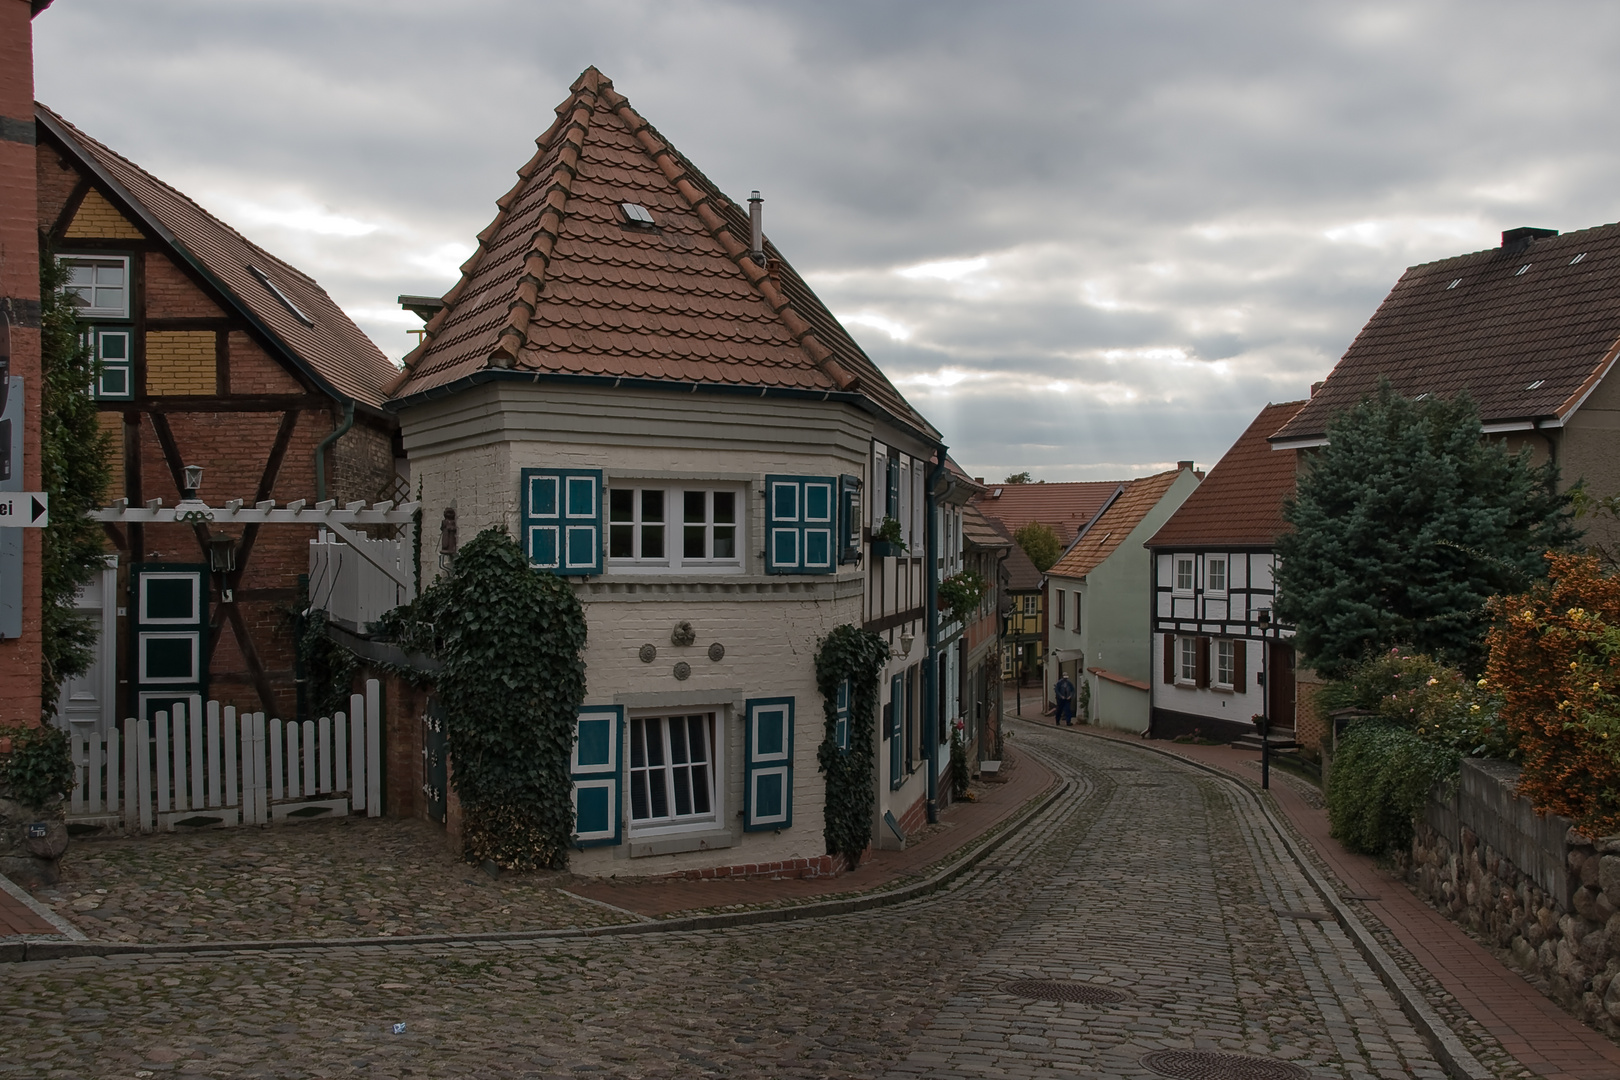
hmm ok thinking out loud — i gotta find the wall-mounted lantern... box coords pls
[182,464,204,500]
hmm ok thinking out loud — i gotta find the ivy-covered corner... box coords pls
[814,624,889,869]
[380,527,588,870]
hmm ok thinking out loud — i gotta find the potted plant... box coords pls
[938,569,987,623]
[871,516,907,558]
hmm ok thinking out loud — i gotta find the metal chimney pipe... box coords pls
[748,190,764,264]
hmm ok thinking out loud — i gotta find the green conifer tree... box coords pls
[1275,383,1576,678]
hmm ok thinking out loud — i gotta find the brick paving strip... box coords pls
[0,744,1065,965]
[0,872,80,940]
[1062,720,1620,1080]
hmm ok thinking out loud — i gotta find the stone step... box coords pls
[1230,732,1299,752]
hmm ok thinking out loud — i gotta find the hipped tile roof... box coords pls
[1147,401,1307,549]
[1049,469,1184,580]
[972,480,1125,546]
[1273,223,1620,444]
[389,67,935,437]
[962,502,1012,551]
[36,106,397,410]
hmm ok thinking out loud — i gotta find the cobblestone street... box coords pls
[1,723,1455,1078]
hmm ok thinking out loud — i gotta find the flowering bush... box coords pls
[1485,554,1620,836]
[1328,721,1459,854]
[1320,648,1513,758]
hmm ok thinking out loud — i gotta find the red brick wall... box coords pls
[144,252,220,319]
[34,141,80,233]
[376,670,424,820]
[1,1,43,726]
[228,331,305,395]
[332,419,395,504]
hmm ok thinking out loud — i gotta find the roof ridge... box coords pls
[38,103,323,291]
[598,84,858,391]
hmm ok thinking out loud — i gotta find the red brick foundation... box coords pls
[656,845,874,882]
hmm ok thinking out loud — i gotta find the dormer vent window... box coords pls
[1413,392,1429,402]
[1527,379,1545,390]
[1571,253,1587,265]
[620,202,656,227]
[249,265,313,326]
[1446,279,1462,289]
[1515,264,1531,276]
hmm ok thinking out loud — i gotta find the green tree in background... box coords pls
[39,254,112,712]
[1013,521,1062,573]
[1275,383,1576,678]
[1003,471,1032,484]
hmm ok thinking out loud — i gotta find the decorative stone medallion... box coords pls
[673,661,692,681]
[671,621,696,647]
[1139,1051,1309,1080]
[639,644,657,663]
[708,642,725,662]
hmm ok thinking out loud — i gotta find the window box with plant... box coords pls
[871,515,907,558]
[938,569,987,623]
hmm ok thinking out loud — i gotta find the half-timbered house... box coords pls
[35,106,401,730]
[390,67,958,875]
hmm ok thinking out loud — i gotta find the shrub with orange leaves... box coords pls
[1485,553,1620,836]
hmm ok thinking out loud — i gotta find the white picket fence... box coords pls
[308,530,414,632]
[67,679,383,833]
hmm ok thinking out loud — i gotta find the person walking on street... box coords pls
[1054,672,1076,726]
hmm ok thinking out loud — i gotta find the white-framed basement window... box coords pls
[628,713,718,833]
[1215,639,1236,688]
[608,485,743,572]
[1206,555,1228,596]
[61,255,130,318]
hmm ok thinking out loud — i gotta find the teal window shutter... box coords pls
[522,469,602,575]
[89,327,133,399]
[766,475,836,575]
[889,674,904,789]
[835,679,851,752]
[571,705,623,846]
[744,697,794,831]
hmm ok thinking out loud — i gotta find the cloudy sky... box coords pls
[32,1,1620,481]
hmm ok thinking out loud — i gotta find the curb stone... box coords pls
[1,773,1069,965]
[1064,727,1494,1080]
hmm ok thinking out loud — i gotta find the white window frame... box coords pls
[1177,636,1198,684]
[87,326,133,398]
[61,255,131,319]
[1214,639,1236,689]
[1174,556,1196,595]
[1023,594,1037,617]
[1206,555,1228,596]
[138,632,200,684]
[139,573,200,625]
[1054,588,1066,628]
[626,711,723,837]
[607,484,744,574]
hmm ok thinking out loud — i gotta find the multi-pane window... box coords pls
[609,486,742,570]
[628,714,715,827]
[682,490,736,560]
[1175,556,1195,592]
[1207,556,1228,594]
[62,256,129,318]
[1178,637,1198,682]
[1074,592,1082,633]
[1055,589,1066,627]
[1023,595,1037,616]
[1215,639,1236,687]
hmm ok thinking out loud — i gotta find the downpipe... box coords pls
[313,401,355,503]
[924,442,949,825]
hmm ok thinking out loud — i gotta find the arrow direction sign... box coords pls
[0,492,47,527]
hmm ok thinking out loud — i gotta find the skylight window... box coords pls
[1446,279,1462,289]
[620,202,656,226]
[1413,392,1429,401]
[1515,264,1531,276]
[1571,253,1587,265]
[1527,379,1545,390]
[248,265,313,326]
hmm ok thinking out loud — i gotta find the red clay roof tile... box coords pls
[389,67,936,436]
[973,481,1127,546]
[1148,401,1307,548]
[1050,469,1185,580]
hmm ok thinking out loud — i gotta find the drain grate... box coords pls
[1002,979,1127,1004]
[1140,1050,1310,1080]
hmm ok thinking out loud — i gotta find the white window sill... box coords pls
[628,827,735,858]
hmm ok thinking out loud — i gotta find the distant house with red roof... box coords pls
[389,68,966,874]
[1147,401,1306,744]
[1270,223,1620,551]
[36,106,401,733]
[1045,465,1200,732]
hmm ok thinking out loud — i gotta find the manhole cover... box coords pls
[1002,979,1127,1004]
[1141,1050,1309,1080]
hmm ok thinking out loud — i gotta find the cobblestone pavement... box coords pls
[0,722,1453,1079]
[30,817,632,942]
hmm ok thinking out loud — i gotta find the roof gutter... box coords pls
[387,367,943,451]
[34,107,385,420]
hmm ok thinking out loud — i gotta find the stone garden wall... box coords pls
[1405,757,1620,1037]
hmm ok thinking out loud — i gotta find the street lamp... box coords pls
[1257,607,1272,790]
[182,465,204,501]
